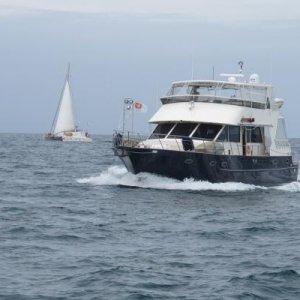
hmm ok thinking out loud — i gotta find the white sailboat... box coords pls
[45,66,92,142]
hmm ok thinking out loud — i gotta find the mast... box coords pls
[66,63,70,81]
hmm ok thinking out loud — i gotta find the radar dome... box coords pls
[274,98,284,108]
[249,73,260,84]
[228,76,236,82]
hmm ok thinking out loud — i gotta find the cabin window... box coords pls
[149,123,175,139]
[166,84,187,96]
[192,124,222,140]
[168,123,197,138]
[275,118,288,140]
[217,126,228,141]
[217,126,240,143]
[187,85,200,95]
[245,126,263,143]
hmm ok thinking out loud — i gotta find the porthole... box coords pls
[221,161,228,169]
[184,159,194,165]
[209,161,217,167]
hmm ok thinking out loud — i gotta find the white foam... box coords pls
[273,181,300,192]
[77,166,264,192]
[271,172,300,192]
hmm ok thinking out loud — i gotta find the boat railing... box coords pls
[113,131,266,156]
[161,95,266,109]
[113,131,148,148]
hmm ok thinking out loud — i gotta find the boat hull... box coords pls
[45,135,63,141]
[45,131,92,142]
[114,147,298,186]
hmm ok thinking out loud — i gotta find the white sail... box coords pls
[53,79,76,135]
[45,66,92,142]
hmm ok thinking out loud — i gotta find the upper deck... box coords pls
[161,79,273,109]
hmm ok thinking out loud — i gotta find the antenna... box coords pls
[212,66,215,80]
[269,54,273,84]
[220,61,245,82]
[238,61,244,74]
[66,63,71,80]
[190,42,196,80]
[191,50,195,80]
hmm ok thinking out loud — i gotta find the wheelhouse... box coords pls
[161,80,272,109]
[146,121,271,156]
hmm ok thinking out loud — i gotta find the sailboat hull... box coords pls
[62,131,92,142]
[45,134,63,141]
[45,131,91,142]
[115,146,299,186]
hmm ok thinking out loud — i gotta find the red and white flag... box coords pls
[134,101,147,112]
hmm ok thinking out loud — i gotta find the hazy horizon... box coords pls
[1,0,300,137]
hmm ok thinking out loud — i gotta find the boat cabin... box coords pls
[136,77,291,157]
[143,121,266,156]
[161,79,272,110]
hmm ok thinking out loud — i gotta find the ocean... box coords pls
[1,133,300,299]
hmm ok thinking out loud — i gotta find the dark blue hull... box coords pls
[114,147,298,186]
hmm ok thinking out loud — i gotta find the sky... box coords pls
[0,0,300,136]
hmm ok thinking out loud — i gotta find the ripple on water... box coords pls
[229,269,300,299]
[1,135,300,300]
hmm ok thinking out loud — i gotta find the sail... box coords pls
[53,79,76,135]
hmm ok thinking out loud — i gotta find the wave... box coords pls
[77,166,263,192]
[230,269,300,283]
[242,226,277,233]
[273,180,300,192]
[77,166,300,192]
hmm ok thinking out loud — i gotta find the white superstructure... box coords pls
[137,74,291,157]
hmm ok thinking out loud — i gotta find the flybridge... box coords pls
[161,76,273,109]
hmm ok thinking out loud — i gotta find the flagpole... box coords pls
[122,99,125,132]
[131,101,134,134]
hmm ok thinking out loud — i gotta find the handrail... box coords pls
[161,94,267,108]
[113,130,269,156]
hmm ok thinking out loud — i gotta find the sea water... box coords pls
[1,133,300,299]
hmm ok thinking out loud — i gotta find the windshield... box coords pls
[192,124,222,140]
[166,84,216,97]
[165,82,268,104]
[168,123,198,138]
[149,123,175,139]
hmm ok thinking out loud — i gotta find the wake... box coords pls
[77,166,300,192]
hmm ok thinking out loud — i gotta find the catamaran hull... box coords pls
[114,147,298,186]
[45,135,63,141]
[45,131,92,142]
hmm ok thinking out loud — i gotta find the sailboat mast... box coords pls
[66,64,78,131]
[66,63,71,81]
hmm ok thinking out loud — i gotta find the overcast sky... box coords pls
[0,0,300,136]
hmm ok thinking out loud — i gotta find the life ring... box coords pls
[246,145,251,155]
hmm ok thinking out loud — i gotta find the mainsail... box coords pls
[52,75,76,135]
